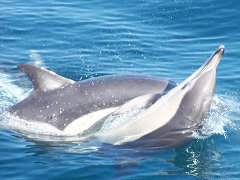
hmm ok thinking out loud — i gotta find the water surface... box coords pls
[0,0,240,179]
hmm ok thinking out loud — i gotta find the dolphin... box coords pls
[8,45,224,148]
[9,64,176,134]
[96,45,225,148]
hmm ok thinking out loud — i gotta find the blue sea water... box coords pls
[0,0,240,179]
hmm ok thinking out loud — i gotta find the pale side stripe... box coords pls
[63,107,118,135]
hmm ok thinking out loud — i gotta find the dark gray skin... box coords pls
[9,68,176,130]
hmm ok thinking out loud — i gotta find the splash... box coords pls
[197,94,238,139]
[0,112,62,135]
[0,112,86,142]
[0,72,30,112]
[0,73,25,100]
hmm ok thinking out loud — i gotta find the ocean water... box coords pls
[0,0,240,179]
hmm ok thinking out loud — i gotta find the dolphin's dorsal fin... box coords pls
[18,64,75,91]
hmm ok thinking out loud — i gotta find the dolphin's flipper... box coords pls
[113,93,162,115]
[18,64,75,91]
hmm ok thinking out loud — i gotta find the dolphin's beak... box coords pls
[199,45,225,72]
[162,45,225,103]
[179,45,225,87]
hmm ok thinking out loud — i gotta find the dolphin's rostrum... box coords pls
[8,45,224,148]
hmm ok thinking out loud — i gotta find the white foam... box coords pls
[0,112,60,134]
[0,72,31,114]
[0,112,85,142]
[197,94,238,138]
[0,72,26,101]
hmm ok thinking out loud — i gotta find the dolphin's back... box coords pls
[9,68,176,130]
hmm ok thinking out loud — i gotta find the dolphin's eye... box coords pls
[181,83,188,90]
